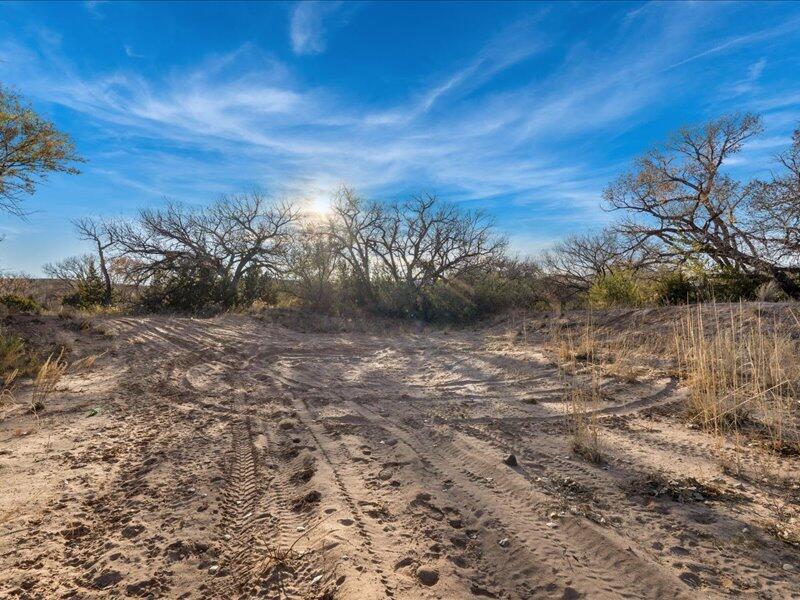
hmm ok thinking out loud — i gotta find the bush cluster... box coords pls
[586,266,773,309]
[0,294,40,313]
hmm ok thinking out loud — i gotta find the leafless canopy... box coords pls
[109,192,300,301]
[326,187,506,306]
[603,113,800,297]
[748,127,800,267]
[43,254,101,292]
[72,217,117,305]
[542,229,662,293]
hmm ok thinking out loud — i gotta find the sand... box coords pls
[0,311,797,599]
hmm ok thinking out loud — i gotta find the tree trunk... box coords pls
[772,268,800,300]
[97,247,112,306]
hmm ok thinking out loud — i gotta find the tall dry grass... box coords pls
[554,319,608,463]
[30,349,68,415]
[568,383,605,464]
[675,304,800,455]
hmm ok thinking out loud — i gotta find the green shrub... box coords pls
[0,331,39,377]
[0,294,40,313]
[62,260,108,309]
[705,267,763,301]
[587,271,648,308]
[137,264,276,312]
[653,270,698,305]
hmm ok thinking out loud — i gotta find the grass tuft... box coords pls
[675,304,800,455]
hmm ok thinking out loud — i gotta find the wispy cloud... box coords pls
[83,1,108,20]
[289,1,355,56]
[2,1,800,268]
[124,44,145,59]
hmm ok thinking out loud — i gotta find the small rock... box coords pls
[546,521,559,528]
[503,454,518,467]
[209,565,219,574]
[783,563,794,572]
[296,526,306,532]
[498,537,509,547]
[93,570,123,589]
[416,566,439,586]
[311,574,323,585]
[679,571,701,587]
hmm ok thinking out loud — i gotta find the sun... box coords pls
[307,194,332,219]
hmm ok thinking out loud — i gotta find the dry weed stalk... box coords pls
[30,349,68,415]
[0,369,19,419]
[675,303,800,455]
[569,383,605,464]
[70,351,105,373]
[558,319,607,464]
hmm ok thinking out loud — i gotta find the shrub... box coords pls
[0,294,40,313]
[653,270,697,305]
[138,263,224,312]
[61,260,108,309]
[756,280,788,302]
[704,267,763,302]
[0,331,39,377]
[587,271,647,308]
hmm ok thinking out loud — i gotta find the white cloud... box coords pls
[2,1,799,261]
[124,44,145,59]
[84,1,108,20]
[289,1,346,56]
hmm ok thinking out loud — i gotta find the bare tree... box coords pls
[327,187,382,302]
[542,228,663,294]
[288,223,341,310]
[43,254,101,292]
[602,113,800,296]
[326,189,505,314]
[72,217,116,305]
[371,193,506,297]
[110,192,300,304]
[748,126,800,269]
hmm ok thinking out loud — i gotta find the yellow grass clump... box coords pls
[675,304,800,455]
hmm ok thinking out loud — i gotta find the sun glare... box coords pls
[307,195,332,219]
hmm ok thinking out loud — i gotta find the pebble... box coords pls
[546,521,559,528]
[416,566,439,586]
[498,538,509,547]
[503,454,518,467]
[783,563,794,572]
[311,575,323,585]
[209,565,219,574]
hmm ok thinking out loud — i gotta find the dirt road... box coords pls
[1,314,797,598]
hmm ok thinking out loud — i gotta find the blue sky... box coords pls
[1,1,800,275]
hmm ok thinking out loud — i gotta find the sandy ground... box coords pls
[1,312,798,599]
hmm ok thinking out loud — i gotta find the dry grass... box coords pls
[0,369,19,419]
[675,304,800,455]
[0,331,40,378]
[30,350,68,415]
[70,352,104,373]
[549,316,661,383]
[568,384,606,464]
